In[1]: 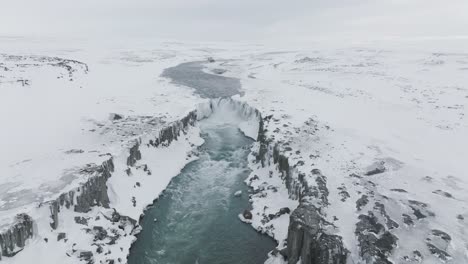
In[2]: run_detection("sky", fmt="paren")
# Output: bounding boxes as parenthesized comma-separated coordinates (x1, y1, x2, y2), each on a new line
(0, 0, 467, 42)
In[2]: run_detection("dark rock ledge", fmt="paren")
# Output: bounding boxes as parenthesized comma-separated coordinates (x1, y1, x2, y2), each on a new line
(255, 113, 348, 264)
(1, 110, 199, 262)
(0, 214, 34, 260)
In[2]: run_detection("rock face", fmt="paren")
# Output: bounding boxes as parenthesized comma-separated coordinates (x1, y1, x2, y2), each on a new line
(109, 113, 124, 121)
(47, 110, 198, 231)
(74, 159, 114, 213)
(243, 210, 253, 220)
(256, 114, 348, 264)
(149, 111, 197, 148)
(287, 204, 347, 264)
(355, 213, 398, 263)
(49, 158, 114, 229)
(127, 143, 142, 166)
(0, 214, 34, 260)
(1, 105, 199, 263)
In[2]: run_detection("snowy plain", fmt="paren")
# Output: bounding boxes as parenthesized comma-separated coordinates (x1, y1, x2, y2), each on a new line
(0, 36, 468, 263)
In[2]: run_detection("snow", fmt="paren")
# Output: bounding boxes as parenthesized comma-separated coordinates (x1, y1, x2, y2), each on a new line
(1, 36, 468, 263)
(229, 42, 468, 263)
(0, 38, 207, 228)
(202, 40, 468, 262)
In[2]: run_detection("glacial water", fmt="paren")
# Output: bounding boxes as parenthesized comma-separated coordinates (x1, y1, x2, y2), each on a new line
(127, 113, 276, 264)
(161, 61, 241, 98)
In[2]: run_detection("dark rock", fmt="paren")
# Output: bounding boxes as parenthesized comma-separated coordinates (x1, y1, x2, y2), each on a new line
(267, 185, 278, 192)
(403, 250, 424, 263)
(92, 226, 108, 241)
(375, 232, 398, 254)
(73, 158, 114, 214)
(408, 200, 434, 219)
(432, 190, 453, 198)
(268, 207, 291, 220)
(79, 251, 93, 262)
(431, 229, 451, 242)
(312, 171, 329, 205)
(287, 203, 347, 264)
(111, 210, 121, 223)
(109, 113, 124, 121)
(337, 185, 350, 202)
(356, 195, 369, 211)
(96, 245, 103, 254)
(426, 229, 452, 260)
(410, 207, 427, 219)
(427, 243, 451, 261)
(57, 232, 66, 241)
(356, 213, 384, 235)
(355, 213, 398, 263)
(49, 200, 60, 229)
(374, 202, 399, 229)
(74, 216, 88, 226)
(117, 215, 138, 233)
(402, 214, 414, 226)
(349, 173, 362, 179)
(421, 176, 434, 182)
(390, 188, 407, 193)
(279, 247, 289, 259)
(127, 143, 141, 166)
(250, 175, 259, 182)
(64, 149, 85, 154)
(243, 210, 253, 220)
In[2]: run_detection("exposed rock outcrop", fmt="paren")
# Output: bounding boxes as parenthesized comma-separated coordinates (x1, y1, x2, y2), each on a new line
(149, 111, 197, 148)
(0, 214, 34, 260)
(355, 212, 398, 263)
(286, 204, 347, 264)
(49, 158, 114, 229)
(2, 101, 200, 263)
(48, 110, 198, 232)
(127, 143, 141, 166)
(255, 112, 348, 264)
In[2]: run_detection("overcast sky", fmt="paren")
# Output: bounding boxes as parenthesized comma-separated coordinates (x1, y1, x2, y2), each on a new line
(1, 0, 467, 42)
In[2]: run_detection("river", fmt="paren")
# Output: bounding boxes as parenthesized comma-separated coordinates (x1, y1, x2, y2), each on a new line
(127, 110, 275, 264)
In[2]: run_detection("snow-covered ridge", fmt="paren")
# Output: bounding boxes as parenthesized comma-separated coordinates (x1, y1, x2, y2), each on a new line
(2, 41, 467, 264)
(0, 98, 263, 264)
(247, 116, 348, 264)
(0, 214, 33, 260)
(0, 53, 88, 86)
(204, 47, 468, 264)
(195, 97, 350, 263)
(0, 109, 200, 263)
